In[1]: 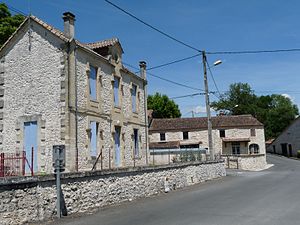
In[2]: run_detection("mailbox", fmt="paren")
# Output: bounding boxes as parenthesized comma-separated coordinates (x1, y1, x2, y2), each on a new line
(53, 145, 65, 172)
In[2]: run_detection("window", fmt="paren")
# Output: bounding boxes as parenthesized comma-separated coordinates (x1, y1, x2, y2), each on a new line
(90, 122, 98, 157)
(219, 129, 225, 138)
(183, 131, 189, 140)
(131, 85, 137, 112)
(113, 77, 120, 107)
(250, 128, 256, 137)
(133, 129, 139, 157)
(249, 143, 259, 154)
(273, 145, 276, 154)
(89, 66, 97, 101)
(160, 133, 166, 141)
(232, 142, 240, 155)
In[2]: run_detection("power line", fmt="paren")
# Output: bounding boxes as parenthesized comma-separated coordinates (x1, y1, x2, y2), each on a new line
(6, 3, 27, 16)
(205, 60, 222, 98)
(147, 53, 201, 71)
(207, 48, 300, 55)
(123, 62, 204, 91)
(104, 0, 202, 53)
(170, 92, 216, 100)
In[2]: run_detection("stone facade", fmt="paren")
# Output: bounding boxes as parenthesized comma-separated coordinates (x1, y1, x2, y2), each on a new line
(0, 161, 225, 225)
(0, 13, 148, 173)
(267, 117, 300, 157)
(149, 115, 267, 170)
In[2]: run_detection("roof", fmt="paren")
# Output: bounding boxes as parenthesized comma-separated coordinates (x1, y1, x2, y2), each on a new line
(149, 115, 263, 132)
(83, 38, 124, 53)
(222, 138, 250, 142)
(0, 15, 123, 61)
(149, 141, 180, 149)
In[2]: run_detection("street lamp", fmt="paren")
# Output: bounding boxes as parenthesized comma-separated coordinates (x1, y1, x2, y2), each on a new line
(202, 51, 222, 161)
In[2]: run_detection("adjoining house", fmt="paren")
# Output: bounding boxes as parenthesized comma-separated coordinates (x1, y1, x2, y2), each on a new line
(267, 116, 300, 157)
(0, 12, 148, 174)
(149, 114, 267, 170)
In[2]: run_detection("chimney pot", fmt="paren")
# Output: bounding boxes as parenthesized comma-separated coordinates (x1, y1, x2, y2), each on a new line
(62, 12, 76, 39)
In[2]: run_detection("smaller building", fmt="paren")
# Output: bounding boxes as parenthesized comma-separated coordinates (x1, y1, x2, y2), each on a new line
(267, 117, 300, 157)
(149, 115, 267, 170)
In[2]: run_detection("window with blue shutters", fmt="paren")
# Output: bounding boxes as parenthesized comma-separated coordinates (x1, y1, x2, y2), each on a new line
(89, 66, 97, 101)
(114, 77, 119, 107)
(132, 85, 137, 112)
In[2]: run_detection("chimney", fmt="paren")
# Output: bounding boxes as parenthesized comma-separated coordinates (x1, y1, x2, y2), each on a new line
(139, 61, 147, 79)
(62, 12, 76, 39)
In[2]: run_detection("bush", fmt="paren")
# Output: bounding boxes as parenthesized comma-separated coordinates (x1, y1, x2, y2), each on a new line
(297, 150, 300, 158)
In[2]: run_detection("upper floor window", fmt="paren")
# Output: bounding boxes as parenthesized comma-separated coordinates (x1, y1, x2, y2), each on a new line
(89, 66, 97, 101)
(160, 133, 166, 141)
(131, 85, 137, 112)
(113, 77, 120, 107)
(219, 129, 225, 138)
(183, 131, 189, 140)
(250, 128, 256, 137)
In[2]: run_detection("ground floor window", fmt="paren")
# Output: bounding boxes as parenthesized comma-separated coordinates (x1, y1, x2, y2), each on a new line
(133, 129, 139, 157)
(249, 143, 259, 154)
(232, 142, 240, 155)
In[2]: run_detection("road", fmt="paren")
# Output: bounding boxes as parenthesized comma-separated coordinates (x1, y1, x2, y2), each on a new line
(50, 154, 300, 225)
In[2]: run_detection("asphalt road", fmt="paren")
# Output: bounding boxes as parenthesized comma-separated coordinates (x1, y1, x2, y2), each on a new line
(49, 154, 300, 225)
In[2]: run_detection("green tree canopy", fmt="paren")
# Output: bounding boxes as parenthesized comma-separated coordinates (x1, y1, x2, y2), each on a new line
(0, 3, 25, 47)
(211, 82, 299, 139)
(148, 92, 181, 118)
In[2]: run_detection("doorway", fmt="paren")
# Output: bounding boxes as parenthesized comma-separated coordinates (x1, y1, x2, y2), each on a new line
(24, 121, 38, 173)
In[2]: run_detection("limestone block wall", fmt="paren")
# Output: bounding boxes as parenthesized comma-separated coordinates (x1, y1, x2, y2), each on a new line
(0, 21, 65, 173)
(267, 118, 300, 157)
(223, 154, 266, 171)
(0, 161, 225, 225)
(149, 127, 266, 156)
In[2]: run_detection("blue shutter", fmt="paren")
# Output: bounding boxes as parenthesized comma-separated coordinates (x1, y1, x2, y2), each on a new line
(90, 122, 97, 157)
(114, 77, 119, 106)
(132, 85, 137, 112)
(90, 66, 97, 100)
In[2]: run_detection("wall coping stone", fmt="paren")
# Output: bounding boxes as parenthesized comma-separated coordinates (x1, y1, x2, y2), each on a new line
(0, 160, 224, 190)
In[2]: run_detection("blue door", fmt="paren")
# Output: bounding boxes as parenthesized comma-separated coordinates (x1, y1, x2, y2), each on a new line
(114, 127, 121, 167)
(24, 121, 38, 173)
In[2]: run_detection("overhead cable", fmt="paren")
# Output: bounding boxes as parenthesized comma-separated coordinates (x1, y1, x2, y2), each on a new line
(123, 62, 203, 91)
(104, 0, 202, 52)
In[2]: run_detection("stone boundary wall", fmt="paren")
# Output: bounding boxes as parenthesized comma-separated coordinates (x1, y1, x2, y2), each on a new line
(223, 154, 266, 171)
(0, 161, 225, 225)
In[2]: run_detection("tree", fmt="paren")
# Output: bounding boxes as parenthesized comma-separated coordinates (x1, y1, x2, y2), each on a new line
(0, 3, 25, 47)
(147, 92, 181, 118)
(211, 82, 299, 139)
(211, 83, 258, 115)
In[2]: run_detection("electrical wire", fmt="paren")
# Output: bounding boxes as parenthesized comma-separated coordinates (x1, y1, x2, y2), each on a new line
(147, 53, 201, 71)
(207, 48, 300, 55)
(205, 60, 222, 98)
(123, 62, 204, 91)
(170, 92, 217, 100)
(104, 0, 202, 53)
(6, 4, 27, 16)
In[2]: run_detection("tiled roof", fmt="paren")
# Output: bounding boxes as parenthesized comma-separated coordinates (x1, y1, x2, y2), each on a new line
(30, 16, 69, 42)
(84, 38, 120, 49)
(149, 115, 263, 132)
(149, 141, 180, 149)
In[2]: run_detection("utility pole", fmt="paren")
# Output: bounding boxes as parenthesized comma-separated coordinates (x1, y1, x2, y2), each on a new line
(192, 110, 194, 118)
(202, 51, 214, 161)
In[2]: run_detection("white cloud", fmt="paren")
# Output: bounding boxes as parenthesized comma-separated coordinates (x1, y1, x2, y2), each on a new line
(282, 93, 295, 102)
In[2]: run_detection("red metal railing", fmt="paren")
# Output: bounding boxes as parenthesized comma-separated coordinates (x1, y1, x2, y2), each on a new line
(0, 149, 34, 177)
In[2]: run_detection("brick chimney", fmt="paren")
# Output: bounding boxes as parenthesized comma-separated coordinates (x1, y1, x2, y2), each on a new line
(62, 12, 75, 39)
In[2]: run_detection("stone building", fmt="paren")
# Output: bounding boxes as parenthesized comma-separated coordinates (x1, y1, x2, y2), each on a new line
(0, 12, 148, 173)
(267, 116, 300, 157)
(149, 115, 267, 170)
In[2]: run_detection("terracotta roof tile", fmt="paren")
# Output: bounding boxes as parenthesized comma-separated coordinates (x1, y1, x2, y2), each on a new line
(84, 38, 120, 49)
(149, 115, 263, 132)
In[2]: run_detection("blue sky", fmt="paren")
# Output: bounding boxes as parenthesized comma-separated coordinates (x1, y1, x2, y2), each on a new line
(4, 0, 300, 117)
